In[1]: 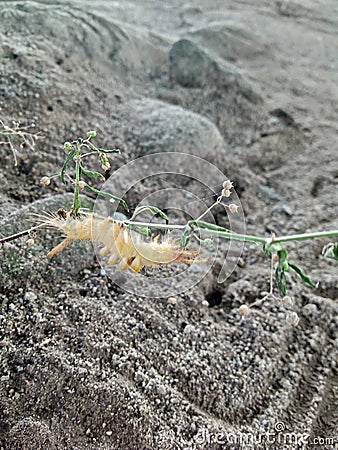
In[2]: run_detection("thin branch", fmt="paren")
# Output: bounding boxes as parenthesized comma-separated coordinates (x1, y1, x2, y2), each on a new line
(0, 119, 42, 166)
(0, 225, 43, 245)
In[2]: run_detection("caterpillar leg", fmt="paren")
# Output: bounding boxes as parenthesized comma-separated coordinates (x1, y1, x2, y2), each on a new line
(47, 238, 73, 257)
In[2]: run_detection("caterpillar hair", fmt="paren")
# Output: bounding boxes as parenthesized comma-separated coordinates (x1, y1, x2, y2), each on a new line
(38, 211, 198, 272)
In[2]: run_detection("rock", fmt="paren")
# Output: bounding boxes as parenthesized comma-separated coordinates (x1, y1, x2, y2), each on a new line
(7, 417, 58, 450)
(169, 39, 218, 88)
(257, 183, 284, 202)
(186, 21, 269, 62)
(169, 39, 261, 103)
(0, 2, 169, 74)
(117, 98, 225, 162)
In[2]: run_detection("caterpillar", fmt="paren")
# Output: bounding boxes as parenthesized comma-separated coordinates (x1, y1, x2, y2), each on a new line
(40, 211, 198, 272)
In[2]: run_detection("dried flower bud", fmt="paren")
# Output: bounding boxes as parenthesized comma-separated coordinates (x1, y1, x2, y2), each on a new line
(282, 296, 293, 309)
(63, 141, 73, 151)
(228, 203, 239, 214)
(78, 181, 86, 190)
(221, 188, 231, 198)
(286, 311, 299, 326)
(100, 154, 111, 171)
(272, 253, 279, 262)
(222, 180, 233, 190)
(239, 304, 251, 316)
(27, 238, 35, 246)
(40, 176, 51, 186)
(87, 130, 97, 139)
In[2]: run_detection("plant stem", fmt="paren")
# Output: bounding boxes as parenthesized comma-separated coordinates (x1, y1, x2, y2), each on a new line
(73, 147, 81, 215)
(124, 220, 338, 245)
(0, 225, 42, 245)
(1, 217, 337, 248)
(123, 221, 266, 244)
(194, 197, 221, 222)
(269, 230, 338, 243)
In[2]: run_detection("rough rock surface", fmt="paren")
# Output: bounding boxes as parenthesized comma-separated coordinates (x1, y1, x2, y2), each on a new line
(169, 38, 261, 103)
(115, 98, 226, 162)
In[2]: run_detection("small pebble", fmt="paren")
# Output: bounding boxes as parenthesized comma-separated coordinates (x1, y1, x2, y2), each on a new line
(167, 297, 177, 305)
(24, 291, 37, 301)
(286, 311, 299, 326)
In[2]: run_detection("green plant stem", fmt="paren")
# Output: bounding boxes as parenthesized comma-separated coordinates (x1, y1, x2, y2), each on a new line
(269, 230, 338, 243)
(123, 220, 338, 245)
(1, 217, 338, 247)
(73, 147, 81, 215)
(124, 221, 266, 243)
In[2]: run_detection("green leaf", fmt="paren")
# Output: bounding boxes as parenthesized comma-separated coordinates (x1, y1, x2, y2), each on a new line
(87, 130, 97, 139)
(193, 235, 214, 250)
(84, 183, 129, 211)
(127, 225, 150, 236)
(60, 148, 76, 184)
(275, 248, 288, 296)
(263, 242, 283, 258)
(97, 147, 120, 154)
(80, 163, 105, 181)
(180, 226, 192, 249)
(73, 196, 81, 216)
(129, 205, 168, 223)
(322, 242, 338, 261)
(85, 143, 119, 154)
(288, 262, 318, 288)
(188, 220, 231, 233)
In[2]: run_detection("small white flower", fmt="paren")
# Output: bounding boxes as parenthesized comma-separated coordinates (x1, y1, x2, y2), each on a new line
(40, 176, 51, 186)
(102, 161, 111, 171)
(239, 304, 251, 316)
(222, 180, 233, 190)
(221, 188, 231, 198)
(78, 181, 86, 190)
(228, 204, 239, 214)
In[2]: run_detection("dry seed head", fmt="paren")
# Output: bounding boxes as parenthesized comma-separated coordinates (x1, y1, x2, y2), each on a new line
(221, 188, 231, 198)
(239, 304, 251, 316)
(228, 203, 239, 214)
(40, 176, 51, 186)
(102, 162, 111, 171)
(43, 213, 199, 272)
(222, 180, 233, 190)
(63, 141, 73, 152)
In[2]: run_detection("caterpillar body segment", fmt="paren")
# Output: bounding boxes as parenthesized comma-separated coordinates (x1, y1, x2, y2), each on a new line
(42, 212, 198, 272)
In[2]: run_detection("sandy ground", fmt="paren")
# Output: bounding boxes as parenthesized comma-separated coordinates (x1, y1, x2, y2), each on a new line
(0, 1, 337, 449)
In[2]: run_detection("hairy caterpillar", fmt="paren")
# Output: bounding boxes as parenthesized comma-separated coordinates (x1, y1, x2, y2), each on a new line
(40, 211, 198, 272)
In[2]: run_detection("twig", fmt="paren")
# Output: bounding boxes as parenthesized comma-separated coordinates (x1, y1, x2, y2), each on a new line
(0, 225, 42, 245)
(0, 119, 42, 166)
